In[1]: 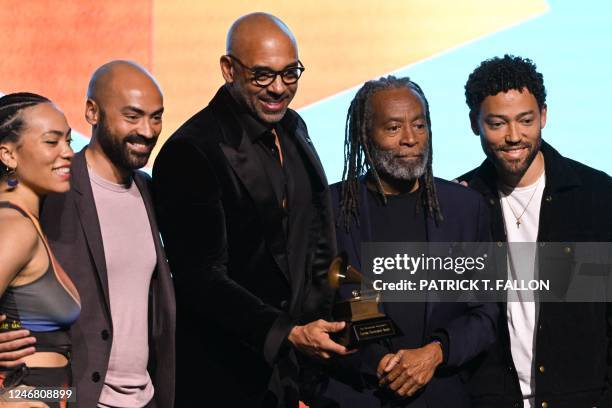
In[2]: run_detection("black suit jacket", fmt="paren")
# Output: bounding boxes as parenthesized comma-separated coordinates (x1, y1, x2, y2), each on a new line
(459, 141, 612, 408)
(152, 86, 336, 407)
(40, 149, 176, 408)
(316, 177, 498, 408)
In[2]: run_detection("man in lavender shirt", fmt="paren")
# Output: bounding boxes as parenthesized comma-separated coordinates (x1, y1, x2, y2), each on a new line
(0, 61, 176, 408)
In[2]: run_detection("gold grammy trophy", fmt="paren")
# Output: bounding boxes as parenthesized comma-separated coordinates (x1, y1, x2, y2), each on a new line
(328, 253, 397, 348)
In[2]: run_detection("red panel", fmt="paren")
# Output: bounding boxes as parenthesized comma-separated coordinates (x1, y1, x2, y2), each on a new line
(0, 0, 153, 136)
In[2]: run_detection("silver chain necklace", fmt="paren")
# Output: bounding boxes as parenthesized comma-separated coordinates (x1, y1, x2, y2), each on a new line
(503, 176, 542, 229)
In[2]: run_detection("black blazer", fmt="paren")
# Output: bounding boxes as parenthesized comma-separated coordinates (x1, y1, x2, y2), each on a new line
(316, 177, 498, 408)
(152, 86, 336, 407)
(459, 141, 612, 408)
(40, 149, 176, 408)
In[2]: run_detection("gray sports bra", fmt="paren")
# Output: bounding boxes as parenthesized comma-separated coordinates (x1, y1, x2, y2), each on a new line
(0, 201, 80, 354)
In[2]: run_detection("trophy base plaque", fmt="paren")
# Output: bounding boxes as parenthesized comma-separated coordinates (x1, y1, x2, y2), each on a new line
(332, 297, 397, 348)
(334, 316, 397, 348)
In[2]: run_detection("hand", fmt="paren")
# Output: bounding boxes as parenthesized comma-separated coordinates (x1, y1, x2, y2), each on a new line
(288, 319, 354, 359)
(0, 315, 36, 368)
(378, 342, 443, 397)
(451, 179, 469, 187)
(376, 353, 397, 379)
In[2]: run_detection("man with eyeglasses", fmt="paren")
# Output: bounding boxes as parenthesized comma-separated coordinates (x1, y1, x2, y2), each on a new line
(153, 12, 349, 408)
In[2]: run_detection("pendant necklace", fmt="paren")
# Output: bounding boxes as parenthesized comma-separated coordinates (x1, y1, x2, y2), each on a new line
(503, 177, 542, 229)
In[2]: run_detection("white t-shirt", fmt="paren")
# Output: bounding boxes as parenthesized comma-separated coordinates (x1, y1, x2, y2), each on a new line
(499, 171, 545, 408)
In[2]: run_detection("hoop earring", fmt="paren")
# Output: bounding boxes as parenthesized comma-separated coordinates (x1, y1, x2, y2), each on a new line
(5, 166, 18, 188)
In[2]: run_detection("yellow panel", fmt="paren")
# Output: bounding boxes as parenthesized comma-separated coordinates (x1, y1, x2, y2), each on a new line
(152, 0, 549, 154)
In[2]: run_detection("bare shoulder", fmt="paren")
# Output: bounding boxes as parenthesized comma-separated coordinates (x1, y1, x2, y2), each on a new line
(0, 208, 39, 281)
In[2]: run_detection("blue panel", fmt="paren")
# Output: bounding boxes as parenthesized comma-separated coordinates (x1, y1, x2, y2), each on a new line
(301, 0, 612, 183)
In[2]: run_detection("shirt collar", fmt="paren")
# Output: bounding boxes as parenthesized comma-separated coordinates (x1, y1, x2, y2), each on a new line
(223, 85, 277, 143)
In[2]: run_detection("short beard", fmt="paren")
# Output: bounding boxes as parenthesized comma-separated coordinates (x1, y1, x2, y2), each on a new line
(485, 131, 542, 180)
(97, 114, 154, 172)
(369, 141, 429, 181)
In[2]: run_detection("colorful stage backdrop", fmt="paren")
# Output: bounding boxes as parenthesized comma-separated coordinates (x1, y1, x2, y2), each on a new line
(2, 2, 610, 407)
(1, 0, 610, 182)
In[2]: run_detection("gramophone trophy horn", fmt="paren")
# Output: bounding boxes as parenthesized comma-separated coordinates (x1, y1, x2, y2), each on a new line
(328, 254, 363, 289)
(328, 252, 397, 348)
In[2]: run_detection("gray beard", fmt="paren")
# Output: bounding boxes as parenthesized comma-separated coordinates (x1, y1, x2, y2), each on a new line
(369, 143, 429, 181)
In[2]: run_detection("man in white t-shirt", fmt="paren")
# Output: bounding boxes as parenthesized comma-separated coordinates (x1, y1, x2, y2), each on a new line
(458, 55, 612, 408)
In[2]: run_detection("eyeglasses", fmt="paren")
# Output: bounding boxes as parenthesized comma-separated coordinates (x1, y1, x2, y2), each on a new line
(226, 54, 305, 87)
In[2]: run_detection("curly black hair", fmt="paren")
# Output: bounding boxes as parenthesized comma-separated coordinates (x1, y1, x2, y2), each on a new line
(338, 75, 442, 231)
(465, 54, 546, 116)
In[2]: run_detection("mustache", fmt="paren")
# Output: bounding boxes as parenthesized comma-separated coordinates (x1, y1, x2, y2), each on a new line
(259, 92, 290, 102)
(124, 134, 156, 146)
(260, 96, 287, 103)
(495, 142, 532, 152)
(395, 154, 424, 159)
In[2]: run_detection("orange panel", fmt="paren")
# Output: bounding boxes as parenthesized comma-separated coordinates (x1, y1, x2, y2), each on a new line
(151, 0, 548, 156)
(0, 0, 153, 138)
(1, 0, 548, 166)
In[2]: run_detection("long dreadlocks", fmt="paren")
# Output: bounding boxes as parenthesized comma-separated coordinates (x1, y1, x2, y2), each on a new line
(338, 75, 443, 231)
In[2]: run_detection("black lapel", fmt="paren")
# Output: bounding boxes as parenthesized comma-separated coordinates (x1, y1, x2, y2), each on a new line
(537, 141, 581, 242)
(219, 139, 290, 281)
(70, 149, 112, 315)
(210, 89, 290, 281)
(540, 140, 581, 193)
(288, 113, 327, 192)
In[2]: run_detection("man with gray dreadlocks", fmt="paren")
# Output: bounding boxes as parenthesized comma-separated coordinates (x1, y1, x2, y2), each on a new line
(314, 76, 498, 408)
